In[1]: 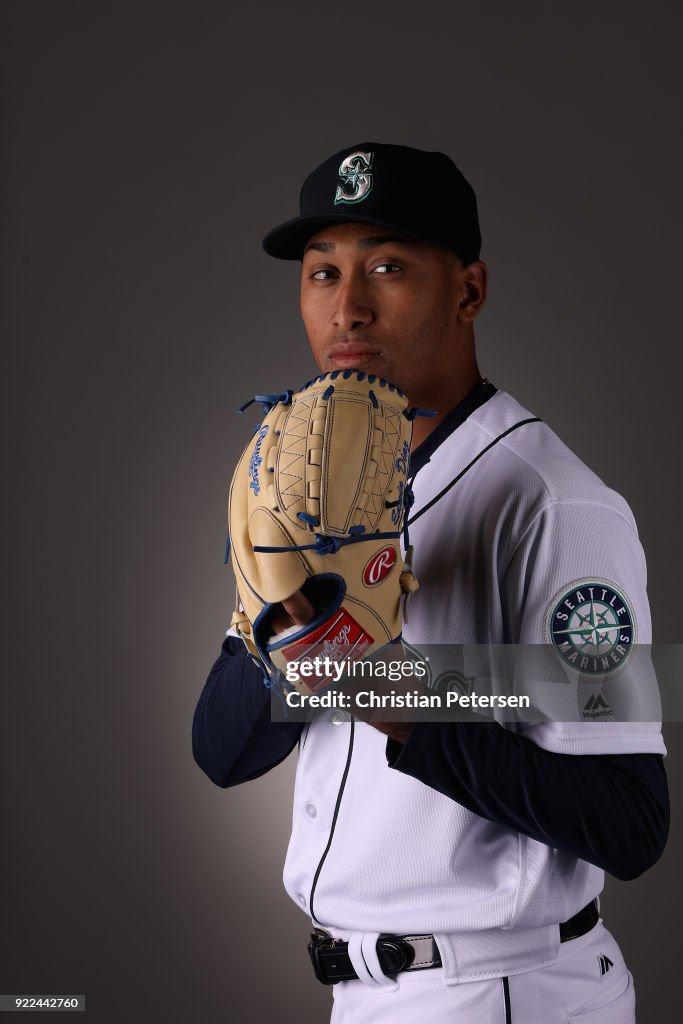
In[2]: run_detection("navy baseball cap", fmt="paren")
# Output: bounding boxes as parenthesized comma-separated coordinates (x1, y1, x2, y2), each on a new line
(262, 142, 482, 264)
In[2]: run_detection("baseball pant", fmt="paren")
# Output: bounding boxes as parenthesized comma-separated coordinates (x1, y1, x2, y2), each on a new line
(330, 921, 634, 1023)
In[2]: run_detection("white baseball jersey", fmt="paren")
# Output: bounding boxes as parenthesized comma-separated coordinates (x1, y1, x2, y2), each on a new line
(282, 388, 665, 984)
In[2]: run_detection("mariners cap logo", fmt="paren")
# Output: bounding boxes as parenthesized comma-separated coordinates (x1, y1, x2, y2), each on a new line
(545, 579, 636, 675)
(334, 150, 374, 205)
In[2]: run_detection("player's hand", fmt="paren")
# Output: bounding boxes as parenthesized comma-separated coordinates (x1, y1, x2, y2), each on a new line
(270, 590, 413, 745)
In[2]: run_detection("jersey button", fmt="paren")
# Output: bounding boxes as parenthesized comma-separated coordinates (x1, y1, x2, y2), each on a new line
(298, 894, 307, 907)
(305, 803, 317, 819)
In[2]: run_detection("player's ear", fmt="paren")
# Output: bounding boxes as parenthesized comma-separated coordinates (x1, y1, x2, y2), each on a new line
(458, 260, 488, 322)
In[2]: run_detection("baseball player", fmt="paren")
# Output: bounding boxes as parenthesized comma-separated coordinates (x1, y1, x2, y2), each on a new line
(193, 143, 669, 1022)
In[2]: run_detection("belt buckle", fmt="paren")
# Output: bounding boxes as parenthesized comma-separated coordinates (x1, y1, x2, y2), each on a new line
(309, 927, 338, 948)
(376, 935, 416, 975)
(308, 929, 342, 985)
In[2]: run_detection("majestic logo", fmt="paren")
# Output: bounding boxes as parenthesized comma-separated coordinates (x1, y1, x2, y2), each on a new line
(546, 580, 636, 675)
(363, 546, 397, 586)
(248, 425, 269, 495)
(583, 693, 613, 719)
(334, 150, 374, 205)
(598, 954, 614, 977)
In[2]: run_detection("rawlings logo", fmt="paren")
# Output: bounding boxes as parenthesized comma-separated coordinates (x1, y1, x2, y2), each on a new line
(320, 623, 352, 657)
(248, 425, 269, 495)
(363, 546, 397, 586)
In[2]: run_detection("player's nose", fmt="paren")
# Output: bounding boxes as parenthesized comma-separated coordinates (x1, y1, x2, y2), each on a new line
(331, 274, 373, 332)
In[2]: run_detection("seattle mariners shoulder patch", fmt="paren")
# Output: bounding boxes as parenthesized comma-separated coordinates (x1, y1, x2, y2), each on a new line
(545, 579, 636, 675)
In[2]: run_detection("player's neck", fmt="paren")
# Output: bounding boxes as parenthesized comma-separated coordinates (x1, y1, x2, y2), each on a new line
(410, 363, 483, 450)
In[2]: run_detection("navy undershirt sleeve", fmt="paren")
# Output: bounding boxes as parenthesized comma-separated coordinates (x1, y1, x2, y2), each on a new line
(387, 723, 669, 881)
(192, 637, 304, 788)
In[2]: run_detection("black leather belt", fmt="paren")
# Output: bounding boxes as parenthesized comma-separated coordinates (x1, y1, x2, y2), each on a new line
(308, 899, 599, 985)
(308, 930, 441, 985)
(559, 898, 599, 942)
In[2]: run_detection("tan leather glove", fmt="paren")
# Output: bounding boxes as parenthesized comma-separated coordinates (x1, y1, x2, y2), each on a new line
(227, 370, 419, 693)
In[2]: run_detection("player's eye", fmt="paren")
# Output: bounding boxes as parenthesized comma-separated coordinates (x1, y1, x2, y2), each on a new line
(310, 268, 337, 281)
(372, 263, 402, 275)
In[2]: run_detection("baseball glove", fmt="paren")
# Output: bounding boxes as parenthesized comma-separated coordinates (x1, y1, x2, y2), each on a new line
(226, 370, 419, 694)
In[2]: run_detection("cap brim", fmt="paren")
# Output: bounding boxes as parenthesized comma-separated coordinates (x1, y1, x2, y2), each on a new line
(262, 213, 430, 260)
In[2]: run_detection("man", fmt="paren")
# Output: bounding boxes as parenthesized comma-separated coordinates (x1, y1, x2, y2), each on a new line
(193, 143, 669, 1022)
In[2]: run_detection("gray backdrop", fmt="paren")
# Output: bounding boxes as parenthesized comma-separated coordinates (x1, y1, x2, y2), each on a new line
(1, 2, 681, 1021)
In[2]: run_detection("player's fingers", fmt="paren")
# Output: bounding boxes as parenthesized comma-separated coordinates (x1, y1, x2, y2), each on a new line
(268, 606, 291, 635)
(281, 591, 316, 625)
(268, 591, 316, 636)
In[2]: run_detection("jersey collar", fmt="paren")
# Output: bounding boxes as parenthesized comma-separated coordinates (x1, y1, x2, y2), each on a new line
(410, 378, 497, 478)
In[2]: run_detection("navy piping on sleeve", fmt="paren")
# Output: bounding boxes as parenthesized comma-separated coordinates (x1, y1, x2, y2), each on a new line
(192, 637, 304, 788)
(386, 723, 669, 881)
